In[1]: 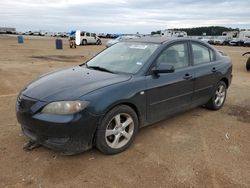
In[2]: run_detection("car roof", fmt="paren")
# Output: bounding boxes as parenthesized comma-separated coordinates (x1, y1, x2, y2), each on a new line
(127, 36, 188, 44)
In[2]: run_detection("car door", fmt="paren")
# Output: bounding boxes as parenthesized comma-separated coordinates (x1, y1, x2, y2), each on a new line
(146, 42, 195, 123)
(89, 33, 95, 44)
(86, 32, 91, 43)
(91, 33, 98, 43)
(190, 42, 221, 106)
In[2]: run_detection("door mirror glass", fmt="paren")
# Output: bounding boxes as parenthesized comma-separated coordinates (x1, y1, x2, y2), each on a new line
(152, 64, 175, 74)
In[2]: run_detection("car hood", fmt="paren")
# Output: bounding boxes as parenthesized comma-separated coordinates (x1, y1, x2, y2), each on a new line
(22, 66, 131, 102)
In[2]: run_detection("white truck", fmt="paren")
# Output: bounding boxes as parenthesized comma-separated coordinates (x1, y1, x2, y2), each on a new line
(80, 31, 102, 45)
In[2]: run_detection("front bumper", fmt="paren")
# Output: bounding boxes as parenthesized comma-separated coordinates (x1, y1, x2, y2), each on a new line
(16, 95, 101, 154)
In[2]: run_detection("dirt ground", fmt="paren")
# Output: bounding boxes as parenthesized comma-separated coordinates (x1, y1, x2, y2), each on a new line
(0, 35, 250, 188)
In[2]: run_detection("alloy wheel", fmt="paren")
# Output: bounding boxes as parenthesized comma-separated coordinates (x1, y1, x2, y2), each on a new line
(105, 113, 134, 149)
(214, 84, 226, 107)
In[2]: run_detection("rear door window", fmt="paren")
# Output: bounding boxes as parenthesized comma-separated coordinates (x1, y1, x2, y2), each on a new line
(191, 42, 215, 65)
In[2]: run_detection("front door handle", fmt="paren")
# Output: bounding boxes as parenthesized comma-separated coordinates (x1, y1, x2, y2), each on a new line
(183, 74, 193, 80)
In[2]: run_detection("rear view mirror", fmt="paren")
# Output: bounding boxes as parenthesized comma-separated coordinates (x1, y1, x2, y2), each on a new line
(152, 64, 175, 74)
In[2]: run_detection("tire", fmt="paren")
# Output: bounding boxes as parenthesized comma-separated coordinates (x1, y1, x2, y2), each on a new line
(82, 40, 87, 45)
(206, 81, 227, 110)
(95, 105, 139, 155)
(246, 57, 250, 71)
(96, 39, 102, 45)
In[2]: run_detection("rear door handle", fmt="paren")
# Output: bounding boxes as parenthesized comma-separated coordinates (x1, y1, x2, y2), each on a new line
(212, 67, 217, 72)
(183, 74, 193, 80)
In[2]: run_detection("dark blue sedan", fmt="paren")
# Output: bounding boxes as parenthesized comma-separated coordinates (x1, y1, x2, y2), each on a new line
(16, 37, 232, 155)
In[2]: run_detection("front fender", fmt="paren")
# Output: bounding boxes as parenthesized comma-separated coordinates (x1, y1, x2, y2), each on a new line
(79, 76, 147, 125)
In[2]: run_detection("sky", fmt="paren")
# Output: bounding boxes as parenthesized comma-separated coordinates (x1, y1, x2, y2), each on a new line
(0, 0, 250, 34)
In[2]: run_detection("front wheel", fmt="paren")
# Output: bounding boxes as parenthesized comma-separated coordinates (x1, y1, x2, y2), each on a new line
(95, 105, 138, 155)
(82, 40, 87, 45)
(206, 81, 227, 110)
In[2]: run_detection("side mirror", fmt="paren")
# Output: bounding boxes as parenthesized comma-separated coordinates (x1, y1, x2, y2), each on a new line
(152, 64, 175, 74)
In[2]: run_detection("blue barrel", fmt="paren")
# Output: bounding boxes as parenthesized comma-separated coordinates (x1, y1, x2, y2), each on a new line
(55, 39, 63, 49)
(17, 36, 24, 44)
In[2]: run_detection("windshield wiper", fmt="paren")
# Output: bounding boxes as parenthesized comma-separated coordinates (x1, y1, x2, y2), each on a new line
(87, 65, 114, 73)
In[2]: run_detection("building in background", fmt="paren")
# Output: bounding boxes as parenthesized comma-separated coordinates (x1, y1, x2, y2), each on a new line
(0, 27, 16, 34)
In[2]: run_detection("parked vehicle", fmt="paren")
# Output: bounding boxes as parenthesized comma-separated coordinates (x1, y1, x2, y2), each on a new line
(80, 31, 102, 45)
(55, 32, 68, 38)
(161, 29, 187, 37)
(206, 37, 215, 45)
(213, 37, 225, 45)
(229, 38, 245, 46)
(243, 39, 250, 47)
(238, 30, 250, 39)
(44, 32, 56, 37)
(24, 31, 33, 35)
(16, 37, 232, 155)
(32, 31, 45, 36)
(106, 35, 139, 47)
(200, 37, 212, 43)
(0, 27, 16, 34)
(223, 38, 232, 45)
(213, 36, 231, 45)
(222, 31, 238, 38)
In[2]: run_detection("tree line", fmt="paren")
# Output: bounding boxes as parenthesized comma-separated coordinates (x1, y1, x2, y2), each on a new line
(151, 26, 239, 36)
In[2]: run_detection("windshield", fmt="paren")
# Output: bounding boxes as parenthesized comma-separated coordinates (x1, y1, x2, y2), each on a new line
(86, 42, 159, 74)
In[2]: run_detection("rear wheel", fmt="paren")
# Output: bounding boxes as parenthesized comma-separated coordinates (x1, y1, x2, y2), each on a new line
(206, 81, 227, 110)
(95, 105, 138, 155)
(96, 39, 102, 45)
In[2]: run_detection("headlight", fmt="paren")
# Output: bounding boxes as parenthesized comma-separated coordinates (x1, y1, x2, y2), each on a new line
(42, 101, 89, 115)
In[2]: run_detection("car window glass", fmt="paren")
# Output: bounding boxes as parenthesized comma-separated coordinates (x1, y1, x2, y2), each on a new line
(87, 42, 159, 74)
(86, 32, 90, 37)
(192, 43, 211, 65)
(91, 33, 95, 37)
(80, 32, 85, 36)
(156, 43, 189, 69)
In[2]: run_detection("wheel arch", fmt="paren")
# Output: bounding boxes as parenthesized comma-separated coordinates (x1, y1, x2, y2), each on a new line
(82, 39, 87, 44)
(103, 102, 141, 126)
(220, 77, 229, 88)
(92, 101, 141, 147)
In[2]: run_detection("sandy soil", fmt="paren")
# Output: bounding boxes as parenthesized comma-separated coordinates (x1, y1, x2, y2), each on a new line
(0, 35, 250, 188)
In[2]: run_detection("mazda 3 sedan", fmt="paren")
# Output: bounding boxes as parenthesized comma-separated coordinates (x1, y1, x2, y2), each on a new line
(16, 37, 232, 155)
